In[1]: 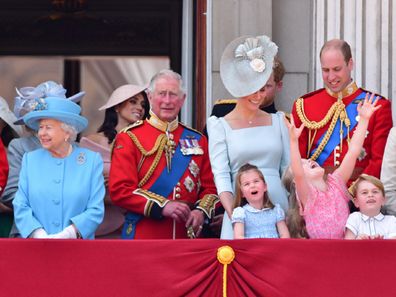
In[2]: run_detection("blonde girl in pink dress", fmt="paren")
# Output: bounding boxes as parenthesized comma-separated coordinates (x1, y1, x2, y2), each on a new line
(284, 93, 380, 239)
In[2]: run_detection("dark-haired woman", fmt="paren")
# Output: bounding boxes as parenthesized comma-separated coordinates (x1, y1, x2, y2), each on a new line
(80, 84, 149, 238)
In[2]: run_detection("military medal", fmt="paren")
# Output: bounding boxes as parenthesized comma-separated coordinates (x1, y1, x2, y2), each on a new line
(184, 176, 195, 192)
(191, 139, 204, 155)
(179, 139, 190, 155)
(180, 137, 203, 155)
(188, 160, 200, 177)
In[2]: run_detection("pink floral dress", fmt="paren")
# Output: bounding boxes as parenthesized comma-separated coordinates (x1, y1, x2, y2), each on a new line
(299, 172, 351, 239)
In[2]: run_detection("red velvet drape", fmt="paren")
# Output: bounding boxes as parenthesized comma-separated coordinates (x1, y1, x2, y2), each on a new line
(1, 238, 395, 297)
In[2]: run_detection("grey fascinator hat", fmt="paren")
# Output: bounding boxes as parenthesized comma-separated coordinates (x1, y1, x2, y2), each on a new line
(14, 80, 85, 125)
(220, 35, 278, 98)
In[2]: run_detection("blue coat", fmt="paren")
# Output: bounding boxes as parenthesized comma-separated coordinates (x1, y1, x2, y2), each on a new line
(13, 145, 105, 239)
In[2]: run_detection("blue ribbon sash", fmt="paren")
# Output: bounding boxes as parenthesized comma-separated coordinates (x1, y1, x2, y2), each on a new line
(311, 92, 367, 165)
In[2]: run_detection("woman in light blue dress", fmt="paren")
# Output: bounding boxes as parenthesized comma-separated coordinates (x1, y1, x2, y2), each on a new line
(207, 35, 290, 239)
(13, 95, 105, 239)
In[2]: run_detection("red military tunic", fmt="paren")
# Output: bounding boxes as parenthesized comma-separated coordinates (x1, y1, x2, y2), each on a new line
(0, 139, 8, 196)
(109, 113, 219, 239)
(292, 82, 392, 181)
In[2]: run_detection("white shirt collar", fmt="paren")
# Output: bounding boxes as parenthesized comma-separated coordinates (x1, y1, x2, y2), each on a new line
(360, 212, 385, 222)
(243, 203, 270, 213)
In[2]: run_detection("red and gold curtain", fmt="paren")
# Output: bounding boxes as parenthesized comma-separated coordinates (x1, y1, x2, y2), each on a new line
(1, 238, 394, 297)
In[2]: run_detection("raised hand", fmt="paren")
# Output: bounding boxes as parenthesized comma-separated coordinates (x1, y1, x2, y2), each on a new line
(357, 92, 382, 121)
(284, 114, 305, 142)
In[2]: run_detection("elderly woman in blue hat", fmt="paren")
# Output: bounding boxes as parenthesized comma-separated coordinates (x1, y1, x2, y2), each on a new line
(206, 35, 290, 239)
(3, 81, 85, 210)
(13, 95, 105, 239)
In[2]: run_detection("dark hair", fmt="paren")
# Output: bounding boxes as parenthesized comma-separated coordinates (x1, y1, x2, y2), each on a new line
(1, 125, 19, 146)
(320, 39, 352, 64)
(273, 56, 285, 83)
(233, 163, 274, 209)
(97, 91, 149, 144)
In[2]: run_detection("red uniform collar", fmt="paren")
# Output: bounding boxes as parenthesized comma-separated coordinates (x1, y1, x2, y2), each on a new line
(325, 81, 359, 100)
(147, 111, 178, 132)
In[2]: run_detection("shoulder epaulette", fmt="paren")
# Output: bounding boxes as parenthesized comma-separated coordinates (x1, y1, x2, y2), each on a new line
(214, 99, 237, 105)
(360, 88, 387, 100)
(300, 88, 325, 99)
(119, 120, 144, 133)
(179, 122, 203, 136)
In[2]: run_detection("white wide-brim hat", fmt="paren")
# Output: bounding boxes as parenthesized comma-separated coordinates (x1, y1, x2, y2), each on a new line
(99, 84, 147, 110)
(220, 35, 278, 98)
(23, 97, 88, 133)
(0, 97, 23, 136)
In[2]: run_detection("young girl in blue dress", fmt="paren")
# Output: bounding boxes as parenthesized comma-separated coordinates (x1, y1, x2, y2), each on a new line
(232, 163, 290, 239)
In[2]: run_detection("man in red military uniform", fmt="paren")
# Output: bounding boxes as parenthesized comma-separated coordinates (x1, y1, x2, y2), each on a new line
(292, 39, 392, 182)
(109, 69, 219, 239)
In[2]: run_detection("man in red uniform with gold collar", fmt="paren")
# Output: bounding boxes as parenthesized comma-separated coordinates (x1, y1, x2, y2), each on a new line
(292, 39, 392, 182)
(109, 69, 219, 239)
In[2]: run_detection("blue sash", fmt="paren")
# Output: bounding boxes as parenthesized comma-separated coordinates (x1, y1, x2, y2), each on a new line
(311, 92, 367, 165)
(122, 128, 201, 239)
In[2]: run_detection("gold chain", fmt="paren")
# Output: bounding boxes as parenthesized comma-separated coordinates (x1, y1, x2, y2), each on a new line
(138, 140, 166, 187)
(127, 131, 167, 187)
(295, 98, 348, 161)
(309, 106, 343, 161)
(295, 98, 338, 129)
(127, 131, 166, 157)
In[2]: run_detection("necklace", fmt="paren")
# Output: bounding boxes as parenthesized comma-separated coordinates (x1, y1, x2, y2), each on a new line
(247, 113, 257, 125)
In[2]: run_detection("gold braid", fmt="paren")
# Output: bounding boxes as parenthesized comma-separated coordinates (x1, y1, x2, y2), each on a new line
(126, 131, 167, 187)
(295, 98, 348, 161)
(309, 106, 343, 161)
(295, 98, 339, 129)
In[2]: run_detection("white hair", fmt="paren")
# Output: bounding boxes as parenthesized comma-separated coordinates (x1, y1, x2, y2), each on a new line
(147, 69, 186, 96)
(61, 122, 78, 142)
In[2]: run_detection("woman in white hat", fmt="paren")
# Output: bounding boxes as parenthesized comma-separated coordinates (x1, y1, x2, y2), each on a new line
(207, 35, 291, 239)
(80, 84, 148, 238)
(13, 96, 105, 239)
(0, 97, 23, 145)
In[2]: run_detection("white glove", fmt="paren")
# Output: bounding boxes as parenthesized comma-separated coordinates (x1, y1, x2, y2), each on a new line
(30, 228, 49, 239)
(47, 225, 77, 239)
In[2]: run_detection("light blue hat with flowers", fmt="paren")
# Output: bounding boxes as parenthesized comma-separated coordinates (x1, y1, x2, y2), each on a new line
(14, 80, 85, 125)
(23, 97, 88, 133)
(220, 35, 278, 98)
